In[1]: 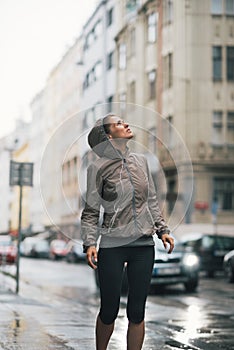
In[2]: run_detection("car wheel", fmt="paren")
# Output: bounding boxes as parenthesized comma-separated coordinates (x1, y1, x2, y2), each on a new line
(66, 254, 74, 263)
(184, 278, 198, 292)
(226, 262, 234, 283)
(207, 270, 215, 278)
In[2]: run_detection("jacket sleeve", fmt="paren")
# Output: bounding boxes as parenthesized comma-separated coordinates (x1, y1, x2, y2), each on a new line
(145, 158, 170, 238)
(80, 163, 102, 250)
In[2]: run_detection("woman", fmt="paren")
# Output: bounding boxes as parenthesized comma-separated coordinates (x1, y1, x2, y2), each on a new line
(81, 113, 174, 350)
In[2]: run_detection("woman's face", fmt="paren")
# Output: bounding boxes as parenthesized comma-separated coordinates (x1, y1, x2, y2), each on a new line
(107, 116, 134, 140)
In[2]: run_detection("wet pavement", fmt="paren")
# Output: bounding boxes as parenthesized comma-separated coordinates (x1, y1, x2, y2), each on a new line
(0, 258, 234, 349)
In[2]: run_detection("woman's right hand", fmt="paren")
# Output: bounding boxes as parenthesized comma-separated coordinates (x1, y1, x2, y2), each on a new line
(86, 246, 98, 269)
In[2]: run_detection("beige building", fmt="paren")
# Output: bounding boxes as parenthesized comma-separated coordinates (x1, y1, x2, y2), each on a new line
(31, 36, 83, 239)
(115, 0, 234, 226)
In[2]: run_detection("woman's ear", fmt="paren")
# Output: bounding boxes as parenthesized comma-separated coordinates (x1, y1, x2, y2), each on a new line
(108, 134, 112, 139)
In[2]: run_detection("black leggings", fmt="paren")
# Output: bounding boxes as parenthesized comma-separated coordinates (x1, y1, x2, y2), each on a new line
(97, 246, 154, 325)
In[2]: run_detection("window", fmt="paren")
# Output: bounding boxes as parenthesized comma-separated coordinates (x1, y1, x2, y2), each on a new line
(226, 0, 234, 15)
(119, 92, 126, 111)
(147, 12, 157, 43)
(94, 20, 102, 38)
(94, 61, 102, 80)
(83, 62, 102, 91)
(129, 81, 136, 103)
(107, 8, 113, 26)
(163, 115, 174, 149)
(227, 46, 234, 81)
(148, 70, 156, 99)
(163, 53, 173, 89)
(107, 96, 113, 113)
(107, 51, 114, 70)
(126, 0, 139, 13)
(86, 31, 94, 49)
(213, 178, 234, 210)
(73, 157, 77, 179)
(119, 43, 126, 70)
(212, 111, 223, 145)
(84, 108, 95, 129)
(211, 0, 223, 14)
(89, 68, 95, 85)
(129, 28, 136, 56)
(212, 46, 222, 80)
(84, 21, 102, 50)
(227, 111, 234, 144)
(168, 179, 176, 214)
(163, 0, 174, 24)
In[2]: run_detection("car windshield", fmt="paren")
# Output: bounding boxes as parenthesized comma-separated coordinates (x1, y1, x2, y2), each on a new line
(36, 241, 49, 249)
(204, 236, 234, 250)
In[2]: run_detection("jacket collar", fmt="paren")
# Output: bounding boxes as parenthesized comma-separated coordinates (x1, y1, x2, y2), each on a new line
(102, 143, 130, 160)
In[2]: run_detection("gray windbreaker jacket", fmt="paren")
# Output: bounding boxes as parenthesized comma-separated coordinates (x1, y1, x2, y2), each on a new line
(81, 118, 170, 250)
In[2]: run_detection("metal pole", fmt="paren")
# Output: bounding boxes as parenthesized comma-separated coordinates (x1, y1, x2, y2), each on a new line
(16, 166, 23, 294)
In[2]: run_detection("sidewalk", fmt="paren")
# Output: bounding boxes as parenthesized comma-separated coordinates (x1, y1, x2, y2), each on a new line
(0, 273, 96, 350)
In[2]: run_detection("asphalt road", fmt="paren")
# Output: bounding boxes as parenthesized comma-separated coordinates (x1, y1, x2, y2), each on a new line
(0, 257, 234, 350)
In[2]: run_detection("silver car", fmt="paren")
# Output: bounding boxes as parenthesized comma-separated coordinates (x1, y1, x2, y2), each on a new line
(151, 237, 200, 292)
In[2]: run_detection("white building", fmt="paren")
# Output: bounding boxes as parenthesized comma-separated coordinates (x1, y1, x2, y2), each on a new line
(0, 120, 30, 234)
(80, 0, 118, 133)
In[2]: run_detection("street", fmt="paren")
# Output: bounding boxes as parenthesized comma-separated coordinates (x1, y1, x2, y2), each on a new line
(0, 257, 234, 350)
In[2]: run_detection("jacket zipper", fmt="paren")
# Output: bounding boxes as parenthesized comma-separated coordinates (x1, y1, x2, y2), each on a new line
(123, 158, 138, 233)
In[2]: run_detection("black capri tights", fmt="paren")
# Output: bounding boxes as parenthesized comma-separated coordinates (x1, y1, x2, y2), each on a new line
(97, 246, 154, 325)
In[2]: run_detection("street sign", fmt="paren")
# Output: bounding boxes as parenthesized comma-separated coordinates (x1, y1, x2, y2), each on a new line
(9, 160, 34, 293)
(9, 160, 33, 187)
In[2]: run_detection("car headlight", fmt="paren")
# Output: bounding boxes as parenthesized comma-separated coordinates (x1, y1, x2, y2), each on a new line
(183, 254, 199, 267)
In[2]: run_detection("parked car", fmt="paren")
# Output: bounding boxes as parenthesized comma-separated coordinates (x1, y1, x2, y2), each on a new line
(65, 240, 86, 263)
(181, 233, 234, 277)
(95, 236, 200, 293)
(29, 239, 50, 258)
(49, 239, 68, 260)
(223, 250, 234, 283)
(21, 237, 50, 258)
(151, 237, 200, 292)
(0, 235, 17, 265)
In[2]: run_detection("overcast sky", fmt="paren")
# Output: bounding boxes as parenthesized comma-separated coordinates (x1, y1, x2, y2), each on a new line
(0, 0, 97, 138)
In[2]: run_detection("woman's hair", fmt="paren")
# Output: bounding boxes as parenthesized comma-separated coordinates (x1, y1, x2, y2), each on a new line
(87, 113, 117, 156)
(102, 113, 117, 135)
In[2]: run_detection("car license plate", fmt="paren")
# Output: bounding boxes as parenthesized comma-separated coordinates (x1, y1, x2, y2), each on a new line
(153, 267, 181, 276)
(214, 250, 226, 256)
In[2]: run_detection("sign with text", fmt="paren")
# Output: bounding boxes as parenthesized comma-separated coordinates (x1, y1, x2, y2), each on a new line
(9, 161, 34, 187)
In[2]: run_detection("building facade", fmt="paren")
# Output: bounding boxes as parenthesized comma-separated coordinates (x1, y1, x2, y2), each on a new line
(30, 36, 83, 239)
(80, 0, 119, 132)
(115, 0, 234, 226)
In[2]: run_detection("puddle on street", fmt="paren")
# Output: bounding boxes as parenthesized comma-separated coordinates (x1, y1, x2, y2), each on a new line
(9, 311, 26, 342)
(165, 339, 197, 349)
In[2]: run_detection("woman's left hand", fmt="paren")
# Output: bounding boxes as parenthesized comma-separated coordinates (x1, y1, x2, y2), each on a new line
(161, 233, 174, 254)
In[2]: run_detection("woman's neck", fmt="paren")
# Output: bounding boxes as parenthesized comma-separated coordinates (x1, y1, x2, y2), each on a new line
(111, 139, 128, 154)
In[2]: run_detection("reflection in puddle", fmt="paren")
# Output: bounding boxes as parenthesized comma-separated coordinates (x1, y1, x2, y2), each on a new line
(111, 315, 128, 349)
(172, 305, 205, 345)
(10, 311, 26, 340)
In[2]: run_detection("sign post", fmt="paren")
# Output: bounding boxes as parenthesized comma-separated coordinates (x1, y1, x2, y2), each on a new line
(9, 161, 33, 294)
